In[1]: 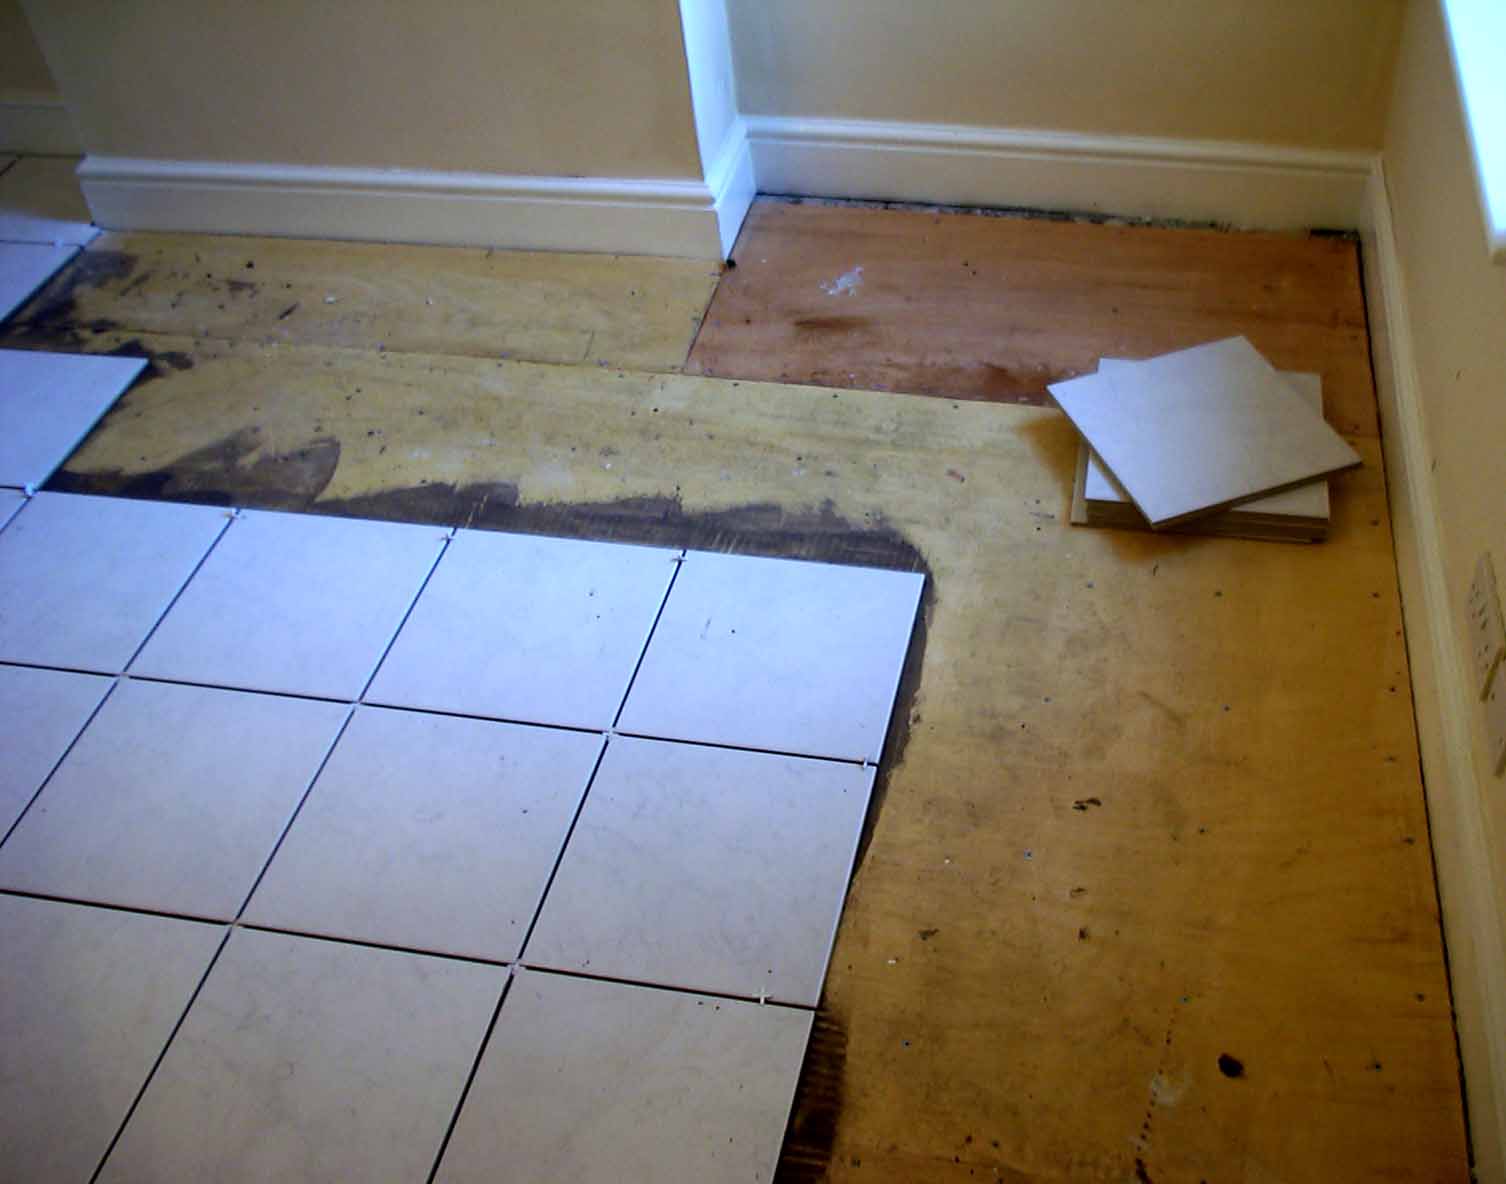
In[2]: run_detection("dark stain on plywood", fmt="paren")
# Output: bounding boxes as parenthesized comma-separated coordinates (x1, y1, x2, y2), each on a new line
(49, 427, 341, 510)
(775, 1009, 849, 1183)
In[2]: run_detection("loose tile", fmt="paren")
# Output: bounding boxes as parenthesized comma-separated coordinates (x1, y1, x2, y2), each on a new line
(617, 550, 923, 761)
(0, 488, 22, 529)
(368, 530, 677, 728)
(436, 969, 811, 1184)
(0, 348, 146, 487)
(0, 156, 96, 246)
(246, 707, 601, 960)
(0, 240, 76, 320)
(132, 509, 447, 699)
(0, 492, 228, 672)
(99, 928, 503, 1184)
(0, 679, 347, 918)
(0, 664, 112, 836)
(1048, 336, 1361, 528)
(0, 895, 224, 1182)
(525, 736, 874, 1005)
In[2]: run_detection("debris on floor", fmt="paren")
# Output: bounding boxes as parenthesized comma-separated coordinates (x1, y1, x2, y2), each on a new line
(1049, 336, 1362, 541)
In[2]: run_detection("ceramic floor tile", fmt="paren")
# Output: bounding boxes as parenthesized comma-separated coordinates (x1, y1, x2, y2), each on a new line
(0, 348, 147, 488)
(437, 969, 810, 1184)
(0, 488, 22, 529)
(99, 928, 503, 1184)
(0, 663, 112, 837)
(245, 707, 602, 960)
(617, 550, 924, 761)
(0, 156, 96, 246)
(367, 529, 677, 728)
(0, 492, 229, 672)
(132, 509, 448, 699)
(0, 679, 348, 918)
(0, 895, 224, 1182)
(525, 736, 874, 1005)
(0, 240, 75, 320)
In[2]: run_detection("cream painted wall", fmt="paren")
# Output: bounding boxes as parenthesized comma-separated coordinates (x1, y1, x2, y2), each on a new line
(1381, 1, 1506, 1176)
(20, 0, 703, 179)
(730, 0, 1402, 149)
(0, 0, 56, 97)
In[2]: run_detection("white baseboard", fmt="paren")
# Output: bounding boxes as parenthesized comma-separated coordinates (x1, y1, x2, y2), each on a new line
(745, 115, 1375, 230)
(1360, 162, 1506, 1184)
(704, 118, 754, 257)
(77, 156, 739, 259)
(0, 91, 81, 156)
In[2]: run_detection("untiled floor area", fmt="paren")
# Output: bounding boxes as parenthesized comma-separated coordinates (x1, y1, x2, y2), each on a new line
(0, 172, 1473, 1182)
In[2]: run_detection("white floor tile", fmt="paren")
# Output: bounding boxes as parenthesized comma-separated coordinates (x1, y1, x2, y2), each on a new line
(245, 707, 602, 960)
(99, 928, 503, 1184)
(0, 663, 112, 836)
(0, 895, 224, 1182)
(0, 492, 229, 672)
(436, 969, 810, 1184)
(0, 488, 21, 529)
(0, 157, 96, 246)
(0, 679, 348, 918)
(368, 530, 677, 729)
(618, 550, 922, 761)
(132, 509, 448, 699)
(525, 736, 873, 1005)
(0, 240, 75, 321)
(0, 348, 146, 488)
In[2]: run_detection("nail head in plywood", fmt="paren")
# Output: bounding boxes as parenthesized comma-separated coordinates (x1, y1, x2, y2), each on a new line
(1466, 551, 1506, 699)
(1047, 337, 1361, 529)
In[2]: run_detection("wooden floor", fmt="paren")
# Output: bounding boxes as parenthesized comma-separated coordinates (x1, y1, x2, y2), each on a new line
(689, 199, 1378, 436)
(1, 200, 1469, 1183)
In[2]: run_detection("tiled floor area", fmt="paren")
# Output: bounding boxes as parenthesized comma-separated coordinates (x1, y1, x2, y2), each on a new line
(0, 489, 922, 1180)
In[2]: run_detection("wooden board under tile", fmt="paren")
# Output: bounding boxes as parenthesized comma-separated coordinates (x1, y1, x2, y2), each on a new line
(2, 231, 721, 373)
(687, 198, 1379, 436)
(38, 326, 1467, 1180)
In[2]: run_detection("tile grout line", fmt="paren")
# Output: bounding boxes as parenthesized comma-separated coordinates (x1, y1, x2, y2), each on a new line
(120, 507, 240, 676)
(86, 923, 236, 1184)
(609, 549, 685, 732)
(228, 703, 360, 923)
(85, 696, 365, 1182)
(0, 677, 122, 852)
(611, 728, 870, 768)
(423, 968, 517, 1184)
(0, 886, 230, 928)
(513, 735, 613, 962)
(0, 884, 815, 1010)
(511, 961, 816, 1012)
(355, 525, 456, 707)
(195, 525, 457, 973)
(508, 548, 686, 965)
(481, 554, 693, 1136)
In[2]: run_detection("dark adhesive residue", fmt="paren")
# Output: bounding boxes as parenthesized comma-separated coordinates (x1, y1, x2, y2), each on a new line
(0, 249, 138, 350)
(775, 1009, 848, 1183)
(49, 427, 340, 511)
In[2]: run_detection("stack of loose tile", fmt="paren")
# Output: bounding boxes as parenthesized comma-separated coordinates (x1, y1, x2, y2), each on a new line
(1049, 336, 1361, 543)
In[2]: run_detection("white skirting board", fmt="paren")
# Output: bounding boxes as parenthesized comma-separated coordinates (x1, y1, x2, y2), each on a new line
(1360, 162, 1506, 1184)
(745, 116, 1375, 231)
(0, 93, 81, 156)
(78, 141, 756, 260)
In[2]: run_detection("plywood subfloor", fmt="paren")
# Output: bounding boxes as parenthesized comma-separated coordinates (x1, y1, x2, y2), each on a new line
(6, 231, 721, 372)
(2, 221, 1468, 1183)
(687, 199, 1379, 436)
